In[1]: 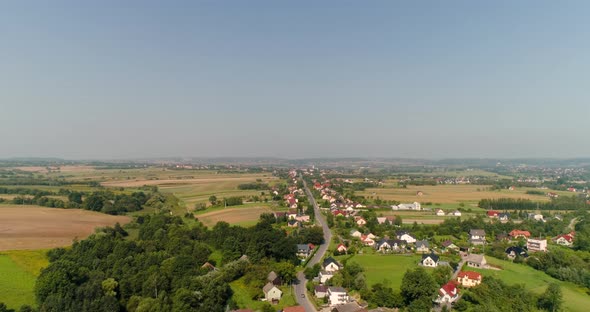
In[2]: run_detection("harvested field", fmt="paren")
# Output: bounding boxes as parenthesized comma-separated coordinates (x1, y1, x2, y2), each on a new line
(359, 184, 557, 204)
(0, 205, 131, 251)
(196, 206, 272, 227)
(102, 176, 266, 188)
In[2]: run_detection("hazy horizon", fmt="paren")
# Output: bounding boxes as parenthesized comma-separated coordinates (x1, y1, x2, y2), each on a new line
(2, 1, 590, 159)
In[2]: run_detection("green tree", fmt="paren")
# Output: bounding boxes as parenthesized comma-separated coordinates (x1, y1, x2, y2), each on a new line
(400, 268, 437, 305)
(209, 195, 217, 205)
(102, 278, 118, 297)
(538, 283, 562, 312)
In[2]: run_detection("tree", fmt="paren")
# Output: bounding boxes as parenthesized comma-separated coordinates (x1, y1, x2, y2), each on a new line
(102, 278, 118, 297)
(400, 268, 437, 305)
(432, 265, 452, 286)
(0, 303, 15, 312)
(538, 283, 562, 312)
(209, 195, 217, 205)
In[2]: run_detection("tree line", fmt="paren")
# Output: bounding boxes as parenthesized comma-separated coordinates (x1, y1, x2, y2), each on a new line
(479, 196, 589, 211)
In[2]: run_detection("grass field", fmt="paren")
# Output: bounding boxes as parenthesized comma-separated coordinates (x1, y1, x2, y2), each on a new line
(345, 254, 423, 289)
(359, 184, 559, 205)
(0, 250, 48, 309)
(0, 205, 131, 251)
(195, 203, 276, 227)
(230, 278, 296, 310)
(471, 256, 590, 312)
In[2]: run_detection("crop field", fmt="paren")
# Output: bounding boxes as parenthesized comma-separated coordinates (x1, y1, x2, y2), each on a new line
(0, 205, 131, 251)
(0, 249, 48, 309)
(195, 204, 275, 227)
(359, 184, 560, 205)
(471, 256, 590, 312)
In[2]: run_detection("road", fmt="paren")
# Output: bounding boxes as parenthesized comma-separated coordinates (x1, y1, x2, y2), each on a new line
(294, 175, 332, 312)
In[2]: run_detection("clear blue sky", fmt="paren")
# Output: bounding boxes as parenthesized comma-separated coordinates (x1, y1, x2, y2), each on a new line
(1, 1, 589, 159)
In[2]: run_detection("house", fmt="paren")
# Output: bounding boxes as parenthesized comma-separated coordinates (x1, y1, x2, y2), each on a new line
(337, 244, 348, 253)
(528, 213, 545, 222)
(486, 210, 500, 218)
(295, 215, 310, 223)
(415, 240, 430, 253)
(355, 217, 367, 226)
(360, 235, 375, 246)
(449, 210, 462, 217)
(274, 212, 287, 220)
(267, 271, 281, 286)
(333, 210, 346, 217)
(377, 216, 396, 225)
(435, 209, 445, 216)
(508, 186, 515, 191)
(568, 187, 577, 192)
(441, 240, 459, 252)
(315, 285, 328, 298)
(527, 238, 548, 252)
(396, 231, 417, 244)
(469, 229, 486, 245)
(435, 282, 459, 304)
(283, 307, 306, 312)
(263, 282, 282, 303)
(287, 208, 298, 219)
(505, 246, 528, 260)
(421, 253, 439, 267)
(297, 244, 312, 258)
(330, 302, 365, 312)
(328, 286, 349, 306)
(323, 257, 342, 272)
(201, 262, 217, 271)
(465, 254, 487, 268)
(350, 229, 362, 238)
(375, 239, 405, 253)
(319, 270, 334, 283)
(366, 233, 377, 240)
(554, 233, 574, 247)
(287, 219, 299, 228)
(457, 271, 482, 287)
(509, 230, 531, 239)
(392, 202, 421, 211)
(547, 192, 559, 198)
(498, 213, 510, 221)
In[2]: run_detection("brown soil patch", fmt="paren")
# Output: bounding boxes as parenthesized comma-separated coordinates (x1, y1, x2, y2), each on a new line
(196, 206, 272, 227)
(0, 205, 131, 251)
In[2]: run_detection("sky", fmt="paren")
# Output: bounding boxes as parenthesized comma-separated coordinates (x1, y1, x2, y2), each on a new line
(1, 1, 589, 160)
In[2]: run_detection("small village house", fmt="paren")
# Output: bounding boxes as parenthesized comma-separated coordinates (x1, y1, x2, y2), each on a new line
(457, 271, 482, 287)
(263, 282, 282, 303)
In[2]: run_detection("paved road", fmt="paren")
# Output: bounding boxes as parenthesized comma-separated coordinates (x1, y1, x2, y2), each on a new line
(294, 175, 332, 312)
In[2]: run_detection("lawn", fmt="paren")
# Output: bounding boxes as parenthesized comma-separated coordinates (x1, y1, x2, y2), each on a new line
(471, 256, 590, 312)
(0, 250, 49, 309)
(346, 254, 423, 289)
(230, 278, 296, 310)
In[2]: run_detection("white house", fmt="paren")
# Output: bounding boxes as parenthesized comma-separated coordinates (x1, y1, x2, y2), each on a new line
(396, 231, 417, 244)
(435, 209, 445, 216)
(469, 229, 486, 245)
(392, 202, 421, 211)
(360, 235, 375, 246)
(336, 244, 348, 253)
(350, 229, 362, 238)
(314, 285, 328, 298)
(527, 238, 548, 252)
(457, 271, 483, 287)
(421, 253, 439, 267)
(263, 282, 282, 303)
(435, 282, 459, 304)
(449, 210, 462, 217)
(355, 217, 367, 226)
(323, 257, 341, 272)
(415, 240, 430, 253)
(465, 254, 487, 268)
(328, 287, 349, 306)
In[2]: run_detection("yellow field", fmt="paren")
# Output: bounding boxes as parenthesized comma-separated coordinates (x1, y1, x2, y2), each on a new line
(359, 184, 558, 204)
